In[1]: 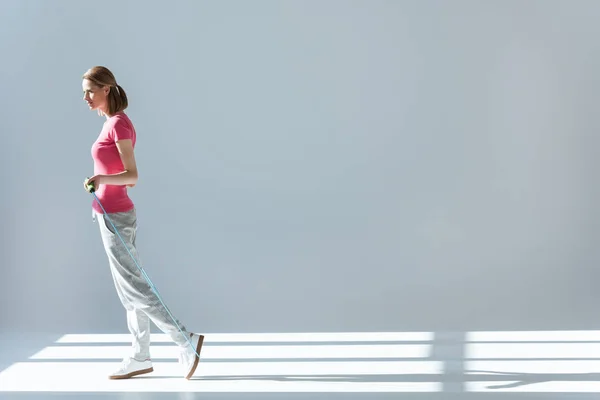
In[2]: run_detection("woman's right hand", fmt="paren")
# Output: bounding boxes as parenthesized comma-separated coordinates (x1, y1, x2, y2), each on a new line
(83, 177, 94, 193)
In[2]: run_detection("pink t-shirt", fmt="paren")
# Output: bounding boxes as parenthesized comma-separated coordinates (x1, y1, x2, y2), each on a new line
(90, 112, 137, 214)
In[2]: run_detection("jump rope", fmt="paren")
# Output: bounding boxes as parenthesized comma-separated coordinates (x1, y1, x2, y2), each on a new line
(85, 180, 201, 359)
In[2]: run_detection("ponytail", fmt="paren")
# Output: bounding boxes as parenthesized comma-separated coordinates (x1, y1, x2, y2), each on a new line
(83, 66, 129, 115)
(108, 84, 128, 115)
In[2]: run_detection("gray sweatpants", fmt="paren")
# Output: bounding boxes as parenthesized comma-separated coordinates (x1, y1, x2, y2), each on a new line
(94, 208, 190, 360)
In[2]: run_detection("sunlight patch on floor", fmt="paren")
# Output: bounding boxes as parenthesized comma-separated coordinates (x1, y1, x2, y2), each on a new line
(3, 331, 600, 393)
(55, 332, 432, 343)
(464, 330, 600, 392)
(30, 344, 430, 360)
(0, 332, 441, 393)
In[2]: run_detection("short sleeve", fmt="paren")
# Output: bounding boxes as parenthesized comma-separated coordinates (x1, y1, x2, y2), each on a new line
(108, 118, 133, 142)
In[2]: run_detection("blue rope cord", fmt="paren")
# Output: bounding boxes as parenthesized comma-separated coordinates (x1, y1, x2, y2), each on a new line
(91, 191, 200, 359)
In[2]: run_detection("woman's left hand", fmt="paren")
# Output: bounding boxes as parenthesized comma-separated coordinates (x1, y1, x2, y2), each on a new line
(85, 174, 104, 192)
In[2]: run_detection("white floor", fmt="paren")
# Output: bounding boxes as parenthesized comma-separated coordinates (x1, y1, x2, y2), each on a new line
(2, 330, 600, 399)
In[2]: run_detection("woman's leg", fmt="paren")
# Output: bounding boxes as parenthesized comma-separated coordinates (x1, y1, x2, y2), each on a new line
(102, 245, 151, 361)
(126, 308, 151, 360)
(96, 208, 196, 350)
(98, 209, 204, 379)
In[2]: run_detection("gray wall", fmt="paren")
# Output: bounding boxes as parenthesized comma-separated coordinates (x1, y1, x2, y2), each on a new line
(1, 0, 600, 336)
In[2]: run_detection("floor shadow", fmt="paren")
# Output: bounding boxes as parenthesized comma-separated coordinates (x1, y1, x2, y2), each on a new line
(131, 371, 600, 389)
(5, 331, 600, 399)
(138, 373, 437, 382)
(465, 370, 600, 389)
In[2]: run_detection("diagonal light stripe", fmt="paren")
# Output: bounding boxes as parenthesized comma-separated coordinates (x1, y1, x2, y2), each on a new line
(0, 361, 443, 393)
(467, 331, 600, 342)
(55, 332, 433, 344)
(9, 361, 443, 376)
(466, 360, 600, 374)
(30, 344, 432, 360)
(465, 359, 600, 392)
(465, 343, 600, 359)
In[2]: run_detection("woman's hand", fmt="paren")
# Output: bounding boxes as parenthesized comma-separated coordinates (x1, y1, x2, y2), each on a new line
(83, 175, 104, 193)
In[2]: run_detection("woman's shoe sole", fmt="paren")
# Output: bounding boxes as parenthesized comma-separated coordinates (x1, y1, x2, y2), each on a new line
(185, 334, 204, 380)
(109, 367, 154, 380)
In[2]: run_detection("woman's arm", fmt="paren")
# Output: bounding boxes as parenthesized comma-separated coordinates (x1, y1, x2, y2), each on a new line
(96, 139, 138, 186)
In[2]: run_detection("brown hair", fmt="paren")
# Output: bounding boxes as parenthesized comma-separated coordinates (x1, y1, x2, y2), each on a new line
(82, 66, 128, 115)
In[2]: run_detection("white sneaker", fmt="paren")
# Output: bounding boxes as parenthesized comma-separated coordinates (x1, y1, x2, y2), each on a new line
(179, 333, 204, 379)
(109, 357, 153, 379)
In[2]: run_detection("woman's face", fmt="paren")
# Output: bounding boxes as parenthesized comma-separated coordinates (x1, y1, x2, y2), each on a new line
(82, 79, 109, 113)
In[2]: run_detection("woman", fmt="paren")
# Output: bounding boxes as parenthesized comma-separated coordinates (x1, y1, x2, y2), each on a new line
(82, 66, 203, 380)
